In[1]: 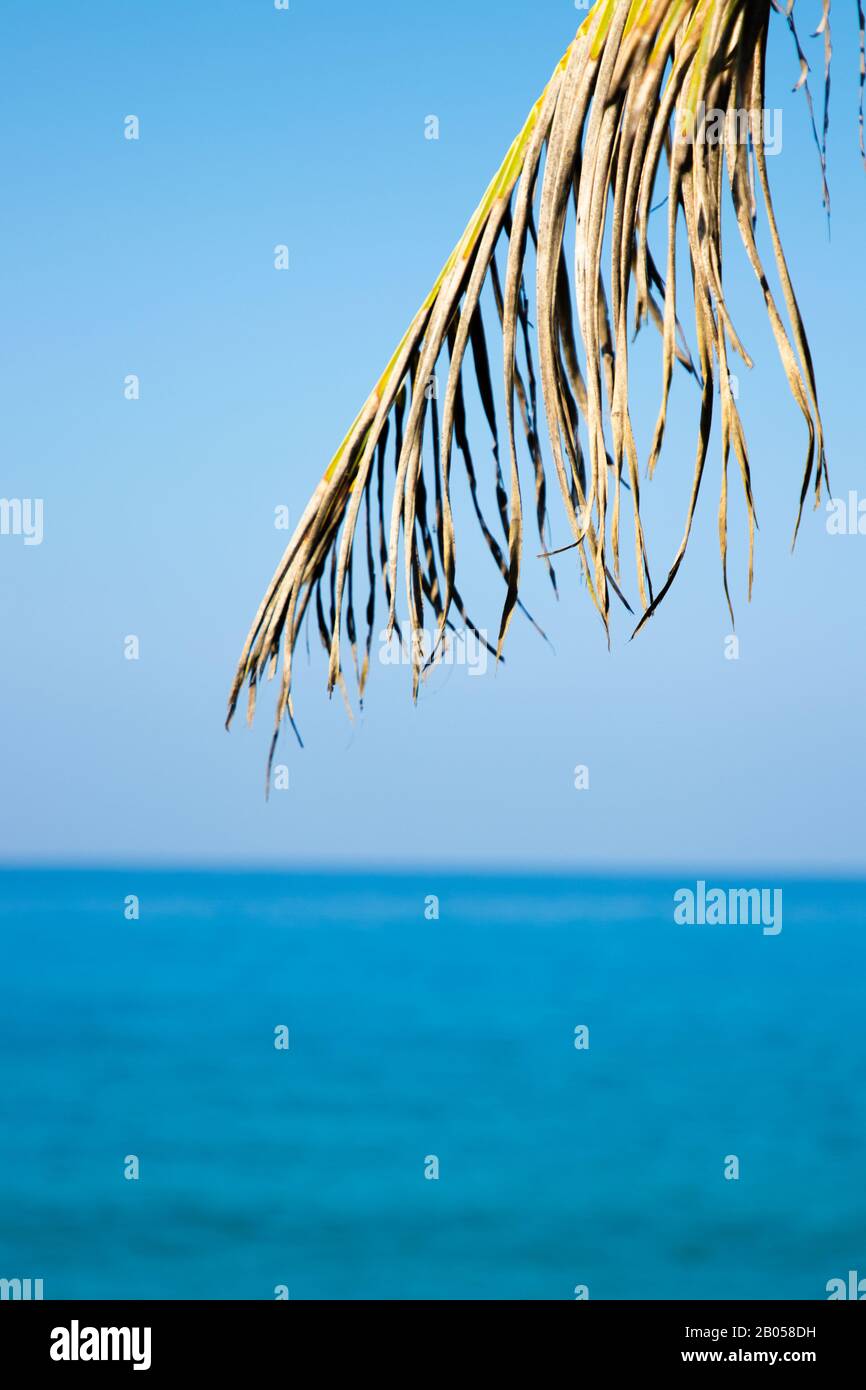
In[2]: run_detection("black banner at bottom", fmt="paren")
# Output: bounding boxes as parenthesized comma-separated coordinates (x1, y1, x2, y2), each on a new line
(0, 1299, 862, 1374)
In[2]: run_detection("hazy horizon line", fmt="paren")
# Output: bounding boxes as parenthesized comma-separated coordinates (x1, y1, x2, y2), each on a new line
(1, 859, 864, 882)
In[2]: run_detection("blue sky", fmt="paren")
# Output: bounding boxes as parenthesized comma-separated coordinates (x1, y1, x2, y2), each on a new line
(1, 0, 864, 869)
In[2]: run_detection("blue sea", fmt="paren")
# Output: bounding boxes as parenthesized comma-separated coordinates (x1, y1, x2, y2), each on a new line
(0, 870, 863, 1301)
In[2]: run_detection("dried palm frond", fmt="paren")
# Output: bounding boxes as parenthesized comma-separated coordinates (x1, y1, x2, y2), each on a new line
(227, 0, 859, 785)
